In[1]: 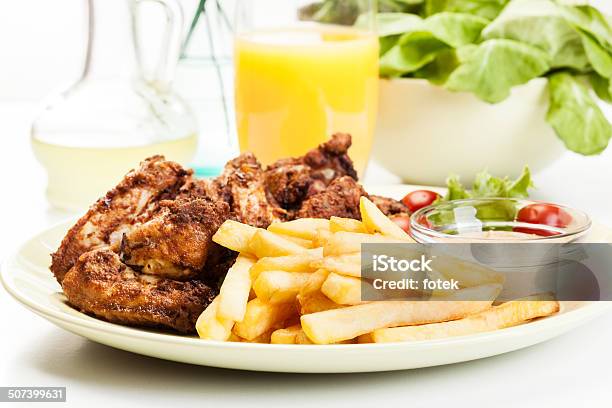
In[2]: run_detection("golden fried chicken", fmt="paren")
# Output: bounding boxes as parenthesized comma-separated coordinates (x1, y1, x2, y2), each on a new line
(297, 176, 367, 219)
(50, 156, 191, 283)
(119, 198, 230, 280)
(62, 249, 215, 333)
(264, 133, 358, 212)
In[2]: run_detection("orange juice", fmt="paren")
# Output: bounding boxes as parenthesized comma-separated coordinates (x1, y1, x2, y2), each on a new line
(235, 24, 379, 175)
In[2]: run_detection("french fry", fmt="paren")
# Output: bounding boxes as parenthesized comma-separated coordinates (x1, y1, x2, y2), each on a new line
(228, 332, 243, 342)
(372, 294, 559, 343)
(298, 292, 341, 314)
(323, 231, 400, 256)
(268, 218, 330, 240)
(295, 329, 315, 344)
(195, 298, 234, 341)
(321, 272, 365, 305)
(277, 234, 315, 248)
(301, 285, 501, 344)
(271, 324, 303, 344)
(250, 250, 323, 280)
(430, 256, 505, 288)
(330, 216, 367, 233)
(311, 253, 361, 277)
(233, 298, 296, 340)
(359, 196, 415, 241)
(212, 220, 260, 254)
(357, 333, 373, 344)
(296, 270, 342, 314)
(313, 229, 333, 248)
(250, 330, 274, 344)
(249, 229, 308, 258)
(217, 254, 255, 321)
(253, 271, 312, 304)
(298, 269, 330, 297)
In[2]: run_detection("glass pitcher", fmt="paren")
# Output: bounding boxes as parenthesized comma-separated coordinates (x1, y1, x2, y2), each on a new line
(31, 0, 197, 211)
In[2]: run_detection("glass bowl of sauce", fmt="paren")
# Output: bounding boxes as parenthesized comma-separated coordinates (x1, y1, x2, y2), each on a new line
(409, 198, 591, 243)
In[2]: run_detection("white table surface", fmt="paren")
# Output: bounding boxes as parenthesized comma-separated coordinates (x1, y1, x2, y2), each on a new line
(2, 0, 612, 405)
(1, 101, 612, 407)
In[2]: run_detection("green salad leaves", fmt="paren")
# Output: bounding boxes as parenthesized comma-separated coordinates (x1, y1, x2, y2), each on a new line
(303, 0, 612, 156)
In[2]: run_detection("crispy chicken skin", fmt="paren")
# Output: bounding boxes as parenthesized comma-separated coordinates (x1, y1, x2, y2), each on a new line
(62, 249, 214, 333)
(264, 133, 358, 211)
(219, 153, 285, 227)
(119, 198, 230, 280)
(50, 156, 191, 283)
(297, 176, 367, 220)
(369, 195, 410, 217)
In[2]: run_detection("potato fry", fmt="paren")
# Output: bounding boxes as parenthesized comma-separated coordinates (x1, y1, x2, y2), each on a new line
(430, 256, 505, 288)
(195, 298, 234, 341)
(321, 272, 365, 305)
(330, 216, 367, 233)
(301, 285, 501, 344)
(295, 329, 315, 344)
(217, 254, 255, 321)
(271, 324, 303, 344)
(212, 220, 260, 254)
(253, 271, 312, 304)
(277, 234, 315, 249)
(250, 250, 322, 280)
(250, 330, 274, 344)
(311, 253, 361, 277)
(228, 332, 243, 342)
(298, 269, 330, 297)
(372, 294, 559, 343)
(268, 218, 330, 240)
(323, 231, 400, 256)
(233, 298, 296, 340)
(359, 196, 415, 241)
(357, 333, 373, 344)
(298, 292, 341, 315)
(249, 229, 308, 258)
(313, 229, 333, 248)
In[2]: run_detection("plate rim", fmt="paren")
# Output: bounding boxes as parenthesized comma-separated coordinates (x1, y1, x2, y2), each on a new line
(2, 219, 611, 353)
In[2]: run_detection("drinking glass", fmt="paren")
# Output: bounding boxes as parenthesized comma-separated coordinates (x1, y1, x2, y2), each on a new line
(233, 0, 378, 176)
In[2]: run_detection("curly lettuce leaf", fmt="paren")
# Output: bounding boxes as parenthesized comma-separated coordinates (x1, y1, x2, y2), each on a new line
(444, 39, 550, 103)
(559, 5, 612, 53)
(424, 0, 509, 21)
(579, 30, 612, 79)
(589, 72, 612, 103)
(483, 0, 589, 70)
(380, 31, 449, 76)
(422, 12, 489, 47)
(547, 72, 612, 155)
(413, 48, 460, 84)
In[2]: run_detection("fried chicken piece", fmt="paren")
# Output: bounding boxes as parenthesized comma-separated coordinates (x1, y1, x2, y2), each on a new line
(219, 153, 285, 227)
(264, 133, 358, 211)
(119, 198, 230, 280)
(297, 176, 367, 219)
(62, 249, 214, 333)
(369, 195, 410, 217)
(50, 156, 191, 283)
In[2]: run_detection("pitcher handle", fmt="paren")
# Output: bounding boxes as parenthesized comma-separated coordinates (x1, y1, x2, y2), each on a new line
(132, 0, 184, 91)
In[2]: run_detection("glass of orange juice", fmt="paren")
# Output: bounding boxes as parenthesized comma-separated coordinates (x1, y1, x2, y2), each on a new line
(234, 0, 378, 176)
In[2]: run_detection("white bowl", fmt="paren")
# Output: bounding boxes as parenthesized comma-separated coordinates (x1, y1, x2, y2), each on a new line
(372, 78, 565, 186)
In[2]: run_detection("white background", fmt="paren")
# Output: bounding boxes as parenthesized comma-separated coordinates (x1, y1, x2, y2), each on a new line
(1, 1, 612, 407)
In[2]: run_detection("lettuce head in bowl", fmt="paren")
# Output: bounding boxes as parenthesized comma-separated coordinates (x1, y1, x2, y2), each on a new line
(303, 0, 612, 185)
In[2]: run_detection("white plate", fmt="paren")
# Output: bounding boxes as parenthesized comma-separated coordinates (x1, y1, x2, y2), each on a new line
(2, 186, 611, 373)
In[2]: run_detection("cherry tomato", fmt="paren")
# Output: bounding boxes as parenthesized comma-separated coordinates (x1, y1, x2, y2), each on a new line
(514, 203, 572, 236)
(401, 190, 440, 213)
(392, 215, 411, 233)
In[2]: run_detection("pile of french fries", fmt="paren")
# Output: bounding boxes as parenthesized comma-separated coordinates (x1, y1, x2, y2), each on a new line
(196, 197, 560, 344)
